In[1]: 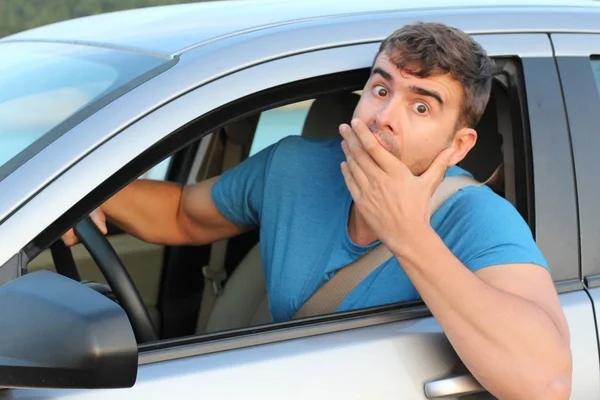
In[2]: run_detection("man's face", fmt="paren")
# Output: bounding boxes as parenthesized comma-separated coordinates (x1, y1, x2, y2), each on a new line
(352, 51, 476, 176)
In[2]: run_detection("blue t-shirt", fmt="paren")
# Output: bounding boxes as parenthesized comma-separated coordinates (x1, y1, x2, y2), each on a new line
(211, 136, 549, 322)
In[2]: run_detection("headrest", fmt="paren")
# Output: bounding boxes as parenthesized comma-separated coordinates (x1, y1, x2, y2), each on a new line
(458, 93, 503, 182)
(301, 92, 361, 139)
(224, 114, 260, 146)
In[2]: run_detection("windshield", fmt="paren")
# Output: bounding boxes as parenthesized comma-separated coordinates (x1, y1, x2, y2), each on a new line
(0, 41, 167, 169)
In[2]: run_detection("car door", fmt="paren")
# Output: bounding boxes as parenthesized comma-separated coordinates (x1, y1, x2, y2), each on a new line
(2, 30, 597, 399)
(552, 32, 600, 386)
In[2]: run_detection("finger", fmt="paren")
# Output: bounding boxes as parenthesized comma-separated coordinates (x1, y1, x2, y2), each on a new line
(339, 123, 382, 176)
(90, 208, 108, 235)
(61, 229, 79, 247)
(342, 140, 370, 189)
(346, 119, 398, 173)
(421, 147, 455, 190)
(341, 161, 362, 200)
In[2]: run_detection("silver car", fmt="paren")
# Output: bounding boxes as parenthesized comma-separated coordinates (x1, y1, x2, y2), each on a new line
(0, 0, 599, 398)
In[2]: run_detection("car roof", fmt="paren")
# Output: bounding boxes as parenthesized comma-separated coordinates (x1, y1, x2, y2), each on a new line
(2, 0, 599, 57)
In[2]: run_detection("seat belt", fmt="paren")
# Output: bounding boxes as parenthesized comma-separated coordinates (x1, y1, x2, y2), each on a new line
(195, 131, 245, 333)
(292, 174, 482, 320)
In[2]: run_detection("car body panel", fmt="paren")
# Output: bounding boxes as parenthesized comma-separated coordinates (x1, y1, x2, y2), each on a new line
(587, 288, 600, 376)
(551, 34, 600, 284)
(550, 36, 600, 393)
(2, 291, 597, 399)
(520, 53, 581, 285)
(1, 0, 599, 55)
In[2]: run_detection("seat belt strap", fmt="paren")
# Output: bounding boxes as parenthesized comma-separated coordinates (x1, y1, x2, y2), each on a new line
(201, 137, 244, 294)
(292, 174, 481, 320)
(196, 132, 244, 333)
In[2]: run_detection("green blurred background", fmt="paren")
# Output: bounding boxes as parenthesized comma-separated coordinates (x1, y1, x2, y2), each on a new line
(0, 0, 216, 38)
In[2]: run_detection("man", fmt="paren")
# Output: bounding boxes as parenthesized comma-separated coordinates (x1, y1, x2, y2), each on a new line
(63, 23, 571, 399)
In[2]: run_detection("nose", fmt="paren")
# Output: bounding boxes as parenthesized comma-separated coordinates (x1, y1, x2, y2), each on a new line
(374, 99, 399, 135)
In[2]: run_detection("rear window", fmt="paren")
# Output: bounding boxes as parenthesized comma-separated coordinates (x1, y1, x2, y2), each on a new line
(591, 58, 600, 92)
(0, 41, 167, 169)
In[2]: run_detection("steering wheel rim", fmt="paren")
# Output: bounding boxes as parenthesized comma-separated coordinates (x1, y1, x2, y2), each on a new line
(73, 217, 157, 343)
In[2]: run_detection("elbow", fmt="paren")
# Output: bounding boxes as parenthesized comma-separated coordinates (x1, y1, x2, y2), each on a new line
(537, 376, 571, 400)
(533, 349, 572, 400)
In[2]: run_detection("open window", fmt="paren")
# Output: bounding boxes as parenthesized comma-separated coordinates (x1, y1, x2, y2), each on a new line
(23, 55, 533, 344)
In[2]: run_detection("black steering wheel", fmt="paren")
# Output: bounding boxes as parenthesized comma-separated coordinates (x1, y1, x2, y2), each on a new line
(73, 217, 157, 343)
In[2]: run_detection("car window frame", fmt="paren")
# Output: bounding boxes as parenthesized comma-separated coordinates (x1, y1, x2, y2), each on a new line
(3, 34, 579, 360)
(551, 33, 600, 288)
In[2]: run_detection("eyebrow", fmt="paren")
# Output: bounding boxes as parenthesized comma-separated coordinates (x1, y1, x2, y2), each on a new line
(409, 85, 444, 106)
(371, 67, 445, 107)
(371, 67, 394, 83)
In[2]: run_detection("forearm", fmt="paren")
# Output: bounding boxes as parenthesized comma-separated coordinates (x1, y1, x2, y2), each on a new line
(102, 179, 188, 245)
(391, 226, 571, 400)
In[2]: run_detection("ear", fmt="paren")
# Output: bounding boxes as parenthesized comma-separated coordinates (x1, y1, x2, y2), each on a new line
(448, 127, 477, 166)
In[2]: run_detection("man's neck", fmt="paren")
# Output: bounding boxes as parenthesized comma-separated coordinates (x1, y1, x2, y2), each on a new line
(347, 202, 379, 246)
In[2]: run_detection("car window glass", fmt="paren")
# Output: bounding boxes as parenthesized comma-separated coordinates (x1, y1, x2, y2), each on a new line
(138, 157, 172, 181)
(249, 100, 314, 156)
(591, 58, 600, 96)
(249, 91, 363, 155)
(0, 41, 166, 170)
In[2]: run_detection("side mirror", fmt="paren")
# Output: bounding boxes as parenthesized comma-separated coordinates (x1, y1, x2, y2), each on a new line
(0, 270, 138, 389)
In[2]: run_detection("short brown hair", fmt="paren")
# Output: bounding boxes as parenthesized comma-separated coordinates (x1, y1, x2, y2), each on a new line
(376, 22, 493, 129)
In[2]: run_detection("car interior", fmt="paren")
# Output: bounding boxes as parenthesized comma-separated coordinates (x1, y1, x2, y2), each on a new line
(26, 62, 524, 342)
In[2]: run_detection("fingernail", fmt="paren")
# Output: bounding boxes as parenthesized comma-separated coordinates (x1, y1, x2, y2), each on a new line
(351, 119, 359, 128)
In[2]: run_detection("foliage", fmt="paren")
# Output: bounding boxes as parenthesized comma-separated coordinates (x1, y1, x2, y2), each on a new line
(0, 0, 215, 38)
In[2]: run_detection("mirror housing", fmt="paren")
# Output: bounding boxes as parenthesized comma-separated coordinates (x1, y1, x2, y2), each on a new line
(0, 270, 138, 389)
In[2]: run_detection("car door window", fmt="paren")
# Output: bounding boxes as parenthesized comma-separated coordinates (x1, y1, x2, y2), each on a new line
(591, 58, 600, 94)
(138, 157, 172, 181)
(249, 100, 314, 156)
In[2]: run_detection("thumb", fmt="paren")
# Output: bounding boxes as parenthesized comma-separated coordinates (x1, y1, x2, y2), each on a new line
(422, 147, 455, 189)
(89, 208, 108, 235)
(61, 229, 79, 247)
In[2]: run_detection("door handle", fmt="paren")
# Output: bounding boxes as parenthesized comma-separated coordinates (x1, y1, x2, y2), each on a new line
(424, 373, 486, 398)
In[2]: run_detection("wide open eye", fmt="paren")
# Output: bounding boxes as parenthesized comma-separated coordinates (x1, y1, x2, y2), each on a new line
(412, 101, 429, 115)
(372, 85, 388, 97)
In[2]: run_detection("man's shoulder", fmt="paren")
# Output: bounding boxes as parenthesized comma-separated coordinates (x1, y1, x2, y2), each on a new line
(273, 135, 342, 155)
(266, 135, 344, 174)
(443, 183, 517, 221)
(435, 166, 526, 228)
(435, 169, 547, 271)
(435, 171, 536, 249)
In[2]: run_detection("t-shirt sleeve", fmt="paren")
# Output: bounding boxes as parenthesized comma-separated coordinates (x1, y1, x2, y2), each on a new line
(210, 142, 278, 228)
(435, 187, 550, 272)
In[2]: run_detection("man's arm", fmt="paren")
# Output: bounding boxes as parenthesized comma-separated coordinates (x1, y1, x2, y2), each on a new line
(390, 227, 571, 400)
(62, 176, 248, 246)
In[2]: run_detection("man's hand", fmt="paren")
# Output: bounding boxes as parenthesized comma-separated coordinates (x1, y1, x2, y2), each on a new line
(339, 118, 454, 251)
(61, 208, 107, 247)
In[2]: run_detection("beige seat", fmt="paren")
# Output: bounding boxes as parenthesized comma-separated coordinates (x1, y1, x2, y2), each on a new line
(203, 244, 270, 332)
(199, 92, 361, 333)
